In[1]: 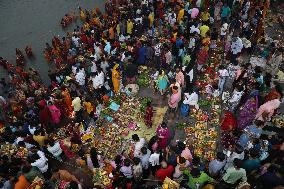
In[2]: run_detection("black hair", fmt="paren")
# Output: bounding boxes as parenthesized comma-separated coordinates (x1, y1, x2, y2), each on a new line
(34, 130, 40, 135)
(249, 148, 259, 159)
(233, 159, 242, 168)
(133, 157, 141, 165)
(29, 153, 40, 163)
(90, 147, 100, 168)
(177, 141, 186, 151)
(161, 122, 167, 128)
(114, 155, 122, 167)
(267, 164, 278, 173)
(141, 147, 148, 155)
(22, 166, 31, 174)
(18, 141, 25, 147)
(69, 181, 79, 189)
(124, 159, 131, 167)
(132, 134, 140, 141)
(178, 156, 186, 164)
(275, 84, 283, 98)
(235, 144, 244, 154)
(190, 168, 201, 178)
(148, 135, 158, 152)
(192, 156, 200, 166)
(217, 152, 226, 161)
(254, 120, 264, 127)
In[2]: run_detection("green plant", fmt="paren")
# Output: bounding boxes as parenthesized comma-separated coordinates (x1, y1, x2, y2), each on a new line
(139, 97, 153, 113)
(137, 70, 151, 87)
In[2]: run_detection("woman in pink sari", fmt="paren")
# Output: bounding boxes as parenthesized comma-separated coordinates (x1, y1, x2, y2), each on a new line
(156, 122, 170, 150)
(168, 85, 181, 112)
(255, 98, 281, 121)
(48, 102, 61, 124)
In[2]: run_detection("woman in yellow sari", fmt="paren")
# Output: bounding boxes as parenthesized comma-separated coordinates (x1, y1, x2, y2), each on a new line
(79, 7, 86, 21)
(112, 64, 120, 94)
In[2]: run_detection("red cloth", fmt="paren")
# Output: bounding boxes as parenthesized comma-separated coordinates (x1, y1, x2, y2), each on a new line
(221, 111, 237, 131)
(39, 107, 51, 128)
(155, 165, 174, 181)
(144, 106, 153, 128)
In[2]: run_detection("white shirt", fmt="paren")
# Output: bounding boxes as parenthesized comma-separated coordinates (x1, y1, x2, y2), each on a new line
(154, 44, 161, 56)
(100, 61, 109, 73)
(47, 142, 62, 157)
(142, 0, 148, 6)
(169, 16, 176, 26)
(31, 151, 48, 173)
(229, 90, 244, 103)
(221, 23, 229, 36)
(231, 37, 243, 54)
(91, 61, 97, 73)
(165, 51, 172, 64)
(75, 70, 85, 86)
(183, 92, 198, 105)
(134, 138, 146, 157)
(224, 151, 244, 170)
(219, 69, 229, 77)
(190, 25, 200, 34)
(140, 149, 151, 169)
(189, 37, 196, 48)
(209, 159, 226, 176)
(28, 125, 36, 135)
(72, 36, 80, 47)
(72, 66, 78, 75)
(149, 152, 160, 166)
(94, 45, 101, 60)
(72, 97, 81, 112)
(119, 34, 126, 42)
(92, 72, 105, 89)
(196, 0, 201, 7)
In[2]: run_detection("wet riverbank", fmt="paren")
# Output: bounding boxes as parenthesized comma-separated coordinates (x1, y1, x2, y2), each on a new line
(0, 0, 104, 84)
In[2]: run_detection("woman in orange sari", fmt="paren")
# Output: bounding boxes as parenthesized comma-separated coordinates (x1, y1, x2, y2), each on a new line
(112, 64, 120, 94)
(62, 87, 73, 116)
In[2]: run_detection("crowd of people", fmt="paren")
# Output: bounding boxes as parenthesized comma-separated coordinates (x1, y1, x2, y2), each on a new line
(0, 0, 284, 189)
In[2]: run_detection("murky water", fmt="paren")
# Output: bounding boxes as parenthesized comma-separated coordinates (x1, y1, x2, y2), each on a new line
(0, 0, 104, 84)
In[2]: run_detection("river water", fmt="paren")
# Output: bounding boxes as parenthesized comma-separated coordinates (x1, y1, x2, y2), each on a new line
(0, 0, 104, 84)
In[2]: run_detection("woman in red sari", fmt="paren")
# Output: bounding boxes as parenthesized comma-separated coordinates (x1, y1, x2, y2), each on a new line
(144, 101, 154, 128)
(221, 111, 237, 131)
(38, 100, 51, 129)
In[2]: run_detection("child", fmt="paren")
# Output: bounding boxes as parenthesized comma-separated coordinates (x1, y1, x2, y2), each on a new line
(157, 70, 169, 95)
(144, 101, 154, 128)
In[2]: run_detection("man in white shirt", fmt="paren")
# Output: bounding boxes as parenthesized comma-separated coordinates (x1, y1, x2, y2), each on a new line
(30, 151, 49, 173)
(72, 35, 80, 47)
(231, 37, 243, 55)
(229, 85, 244, 110)
(154, 42, 161, 68)
(209, 152, 226, 177)
(90, 59, 97, 73)
(183, 90, 199, 109)
(218, 65, 229, 93)
(75, 68, 86, 86)
(140, 147, 151, 178)
(132, 134, 146, 157)
(100, 58, 109, 74)
(92, 71, 105, 89)
(165, 49, 172, 65)
(190, 24, 200, 35)
(220, 23, 229, 40)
